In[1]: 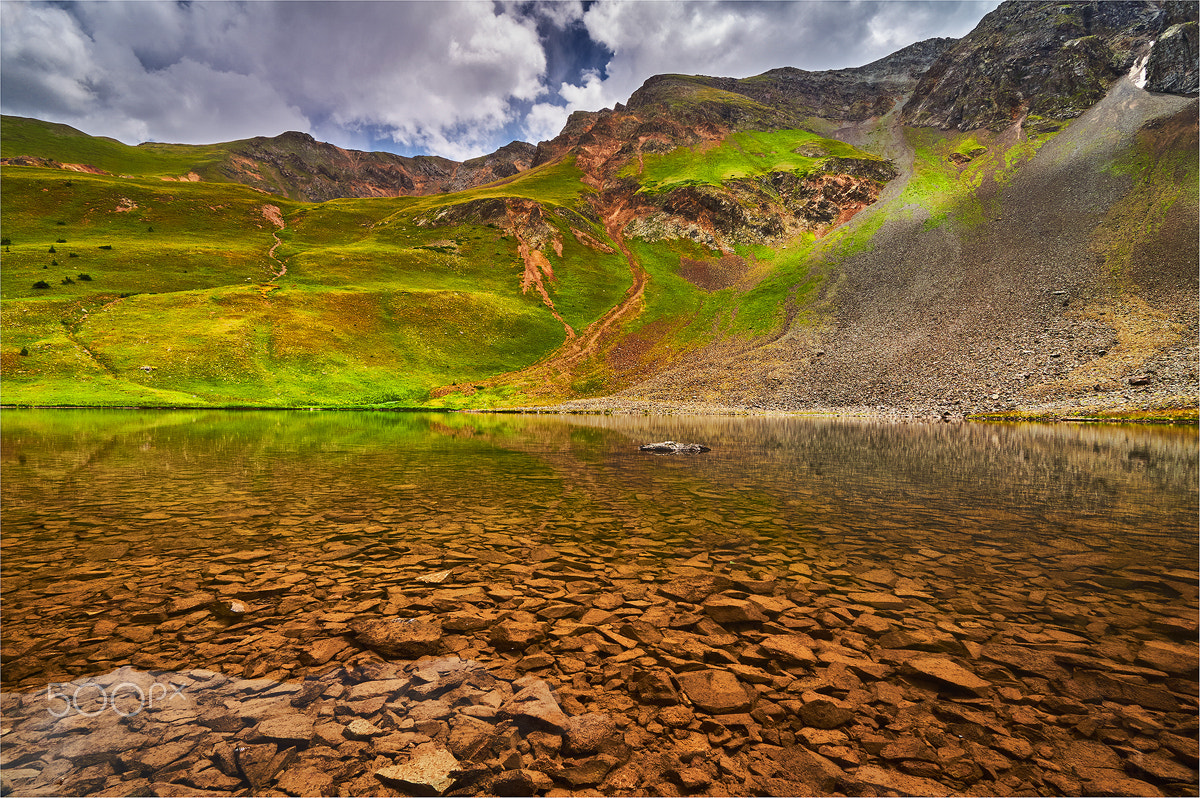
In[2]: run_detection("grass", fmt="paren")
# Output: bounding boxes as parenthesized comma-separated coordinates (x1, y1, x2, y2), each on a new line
(623, 129, 880, 193)
(2, 115, 226, 178)
(1, 144, 626, 408)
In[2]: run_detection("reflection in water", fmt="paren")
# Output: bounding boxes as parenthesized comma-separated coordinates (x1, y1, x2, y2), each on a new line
(0, 410, 1196, 795)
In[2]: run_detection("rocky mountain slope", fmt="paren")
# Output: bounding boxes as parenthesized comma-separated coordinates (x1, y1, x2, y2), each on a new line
(1, 0, 1195, 418)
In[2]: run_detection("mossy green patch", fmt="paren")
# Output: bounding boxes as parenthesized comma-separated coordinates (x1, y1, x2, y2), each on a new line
(625, 129, 879, 193)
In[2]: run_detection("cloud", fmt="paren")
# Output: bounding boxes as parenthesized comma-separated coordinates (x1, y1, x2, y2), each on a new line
(2, 1, 550, 159)
(571, 1, 1000, 113)
(2, 1, 999, 159)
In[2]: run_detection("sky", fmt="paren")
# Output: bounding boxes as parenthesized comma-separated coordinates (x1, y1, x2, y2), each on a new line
(1, 0, 1000, 161)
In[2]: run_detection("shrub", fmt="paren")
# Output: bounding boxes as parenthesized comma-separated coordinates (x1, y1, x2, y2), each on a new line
(61, 276, 75, 285)
(32, 280, 50, 289)
(78, 273, 92, 281)
(48, 245, 56, 253)
(98, 245, 113, 250)
(0, 237, 10, 246)
(68, 252, 78, 258)
(19, 347, 29, 356)
(55, 238, 66, 244)
(51, 259, 58, 266)
(147, 226, 154, 233)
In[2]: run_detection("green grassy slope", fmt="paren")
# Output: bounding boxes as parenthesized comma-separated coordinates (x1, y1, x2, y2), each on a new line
(0, 151, 632, 407)
(1, 116, 227, 178)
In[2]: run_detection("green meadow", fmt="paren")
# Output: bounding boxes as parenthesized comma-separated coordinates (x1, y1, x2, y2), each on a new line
(1, 116, 910, 408)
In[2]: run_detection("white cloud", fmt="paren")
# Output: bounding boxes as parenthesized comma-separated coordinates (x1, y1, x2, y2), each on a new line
(2, 0, 550, 158)
(524, 69, 611, 143)
(1, 1, 999, 159)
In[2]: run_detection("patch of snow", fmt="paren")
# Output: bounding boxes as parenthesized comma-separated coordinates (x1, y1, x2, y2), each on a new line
(1130, 41, 1155, 89)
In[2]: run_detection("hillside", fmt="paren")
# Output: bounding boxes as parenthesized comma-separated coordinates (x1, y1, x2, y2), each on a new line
(1, 0, 1196, 418)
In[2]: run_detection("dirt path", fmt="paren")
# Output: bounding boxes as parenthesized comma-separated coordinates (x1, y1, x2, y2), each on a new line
(260, 205, 287, 294)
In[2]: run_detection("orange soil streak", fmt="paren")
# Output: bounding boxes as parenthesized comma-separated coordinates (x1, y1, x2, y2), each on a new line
(510, 205, 575, 340)
(433, 198, 647, 399)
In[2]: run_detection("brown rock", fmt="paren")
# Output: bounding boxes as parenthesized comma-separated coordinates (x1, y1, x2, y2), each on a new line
(1127, 751, 1197, 785)
(558, 753, 620, 787)
(660, 575, 732, 604)
(565, 712, 617, 754)
(880, 737, 937, 761)
(632, 669, 681, 705)
(702, 596, 768, 624)
(351, 616, 443, 657)
(376, 743, 459, 795)
(255, 714, 314, 746)
(767, 745, 845, 793)
(167, 592, 215, 615)
(903, 657, 990, 693)
(489, 619, 547, 650)
(486, 769, 555, 795)
(343, 718, 385, 740)
(448, 716, 497, 762)
(851, 613, 892, 636)
(1079, 767, 1164, 797)
(298, 638, 348, 666)
(676, 669, 751, 714)
(852, 764, 950, 796)
(275, 765, 336, 797)
(498, 676, 569, 732)
(846, 591, 907, 610)
(759, 635, 817, 665)
(798, 698, 852, 729)
(1136, 639, 1200, 675)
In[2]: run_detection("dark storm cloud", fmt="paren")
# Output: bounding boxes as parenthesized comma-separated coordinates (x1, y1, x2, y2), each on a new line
(1, 1, 998, 159)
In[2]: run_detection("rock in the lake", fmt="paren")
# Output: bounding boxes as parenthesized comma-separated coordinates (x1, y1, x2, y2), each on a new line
(798, 698, 852, 729)
(376, 743, 459, 795)
(639, 440, 711, 453)
(904, 657, 990, 694)
(488, 619, 546, 650)
(254, 713, 314, 746)
(350, 616, 443, 657)
(498, 676, 569, 732)
(565, 712, 617, 754)
(703, 595, 768, 624)
(676, 669, 751, 714)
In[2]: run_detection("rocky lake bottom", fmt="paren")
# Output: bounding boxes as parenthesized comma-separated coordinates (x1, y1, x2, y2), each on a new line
(0, 410, 1196, 797)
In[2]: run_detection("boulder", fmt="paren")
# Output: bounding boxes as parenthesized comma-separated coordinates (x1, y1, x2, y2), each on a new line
(350, 616, 443, 658)
(903, 657, 990, 694)
(376, 743, 460, 795)
(639, 440, 711, 453)
(498, 677, 569, 732)
(676, 669, 751, 714)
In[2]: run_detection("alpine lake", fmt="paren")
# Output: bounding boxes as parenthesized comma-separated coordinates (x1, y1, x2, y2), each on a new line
(1, 409, 1196, 797)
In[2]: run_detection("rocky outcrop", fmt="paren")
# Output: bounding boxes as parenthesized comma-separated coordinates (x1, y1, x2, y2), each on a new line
(1145, 22, 1200, 94)
(902, 0, 1173, 132)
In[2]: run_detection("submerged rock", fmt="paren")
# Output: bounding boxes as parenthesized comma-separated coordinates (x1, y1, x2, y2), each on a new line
(376, 743, 459, 795)
(350, 616, 444, 657)
(639, 440, 711, 453)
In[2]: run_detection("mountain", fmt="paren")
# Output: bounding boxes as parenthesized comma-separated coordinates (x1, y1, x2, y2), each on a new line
(1, 0, 1196, 420)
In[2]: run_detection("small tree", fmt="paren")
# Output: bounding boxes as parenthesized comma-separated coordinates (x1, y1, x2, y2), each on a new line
(32, 280, 50, 289)
(78, 273, 92, 281)
(48, 245, 56, 253)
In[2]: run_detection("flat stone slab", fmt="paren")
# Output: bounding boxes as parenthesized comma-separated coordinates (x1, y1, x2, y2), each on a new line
(905, 657, 990, 693)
